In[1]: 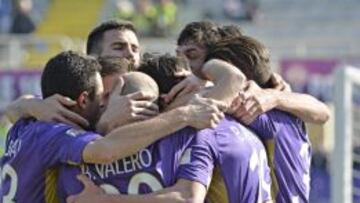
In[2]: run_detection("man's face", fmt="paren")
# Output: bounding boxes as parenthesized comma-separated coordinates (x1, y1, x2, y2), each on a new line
(84, 72, 105, 131)
(176, 41, 207, 79)
(100, 29, 141, 68)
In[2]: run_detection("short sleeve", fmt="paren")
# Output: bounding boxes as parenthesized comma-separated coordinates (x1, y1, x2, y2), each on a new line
(176, 129, 218, 188)
(39, 124, 101, 167)
(249, 111, 277, 140)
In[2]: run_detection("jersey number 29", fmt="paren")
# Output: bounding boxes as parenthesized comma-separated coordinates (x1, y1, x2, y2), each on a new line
(100, 172, 163, 194)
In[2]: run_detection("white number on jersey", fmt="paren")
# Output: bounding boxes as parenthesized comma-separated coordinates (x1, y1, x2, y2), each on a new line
(250, 149, 271, 203)
(1, 164, 18, 203)
(100, 172, 163, 195)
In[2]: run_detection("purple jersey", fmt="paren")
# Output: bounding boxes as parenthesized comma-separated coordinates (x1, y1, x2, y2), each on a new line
(0, 119, 99, 203)
(57, 127, 198, 202)
(250, 110, 312, 203)
(177, 115, 272, 203)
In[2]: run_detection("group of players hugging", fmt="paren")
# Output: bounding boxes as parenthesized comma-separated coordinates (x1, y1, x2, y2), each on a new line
(0, 20, 330, 203)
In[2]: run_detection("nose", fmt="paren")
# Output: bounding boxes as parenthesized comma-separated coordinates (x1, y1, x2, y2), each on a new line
(124, 46, 135, 61)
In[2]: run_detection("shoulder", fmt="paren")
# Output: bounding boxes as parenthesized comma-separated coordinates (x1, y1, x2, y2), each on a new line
(214, 114, 249, 134)
(158, 127, 198, 149)
(217, 114, 239, 128)
(7, 118, 51, 138)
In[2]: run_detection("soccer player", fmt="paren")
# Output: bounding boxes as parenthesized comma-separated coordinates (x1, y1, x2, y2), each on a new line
(140, 55, 272, 203)
(58, 72, 204, 202)
(86, 20, 141, 68)
(5, 20, 147, 128)
(204, 35, 327, 202)
(174, 21, 330, 202)
(174, 21, 329, 124)
(0, 51, 224, 203)
(63, 55, 271, 203)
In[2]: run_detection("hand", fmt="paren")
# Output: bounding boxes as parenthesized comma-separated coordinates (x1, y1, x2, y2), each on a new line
(163, 73, 206, 103)
(270, 73, 292, 92)
(107, 91, 159, 125)
(185, 94, 227, 129)
(230, 81, 278, 125)
(31, 94, 89, 128)
(99, 79, 159, 132)
(66, 175, 105, 203)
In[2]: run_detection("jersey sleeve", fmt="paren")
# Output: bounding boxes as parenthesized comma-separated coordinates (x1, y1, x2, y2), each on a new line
(176, 129, 218, 188)
(249, 111, 278, 140)
(39, 124, 101, 167)
(249, 110, 306, 140)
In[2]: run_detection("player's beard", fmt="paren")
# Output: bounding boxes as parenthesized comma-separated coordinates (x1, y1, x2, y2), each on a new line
(86, 109, 101, 132)
(84, 98, 102, 132)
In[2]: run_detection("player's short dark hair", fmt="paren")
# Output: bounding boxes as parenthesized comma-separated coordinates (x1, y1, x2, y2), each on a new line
(98, 56, 133, 77)
(41, 51, 101, 100)
(138, 53, 190, 95)
(219, 24, 244, 38)
(86, 20, 137, 56)
(177, 21, 222, 49)
(206, 36, 272, 88)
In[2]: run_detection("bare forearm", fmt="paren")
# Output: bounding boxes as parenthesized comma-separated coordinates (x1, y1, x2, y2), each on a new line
(107, 107, 188, 156)
(96, 108, 127, 134)
(84, 107, 189, 163)
(93, 192, 191, 203)
(5, 95, 36, 123)
(274, 91, 330, 124)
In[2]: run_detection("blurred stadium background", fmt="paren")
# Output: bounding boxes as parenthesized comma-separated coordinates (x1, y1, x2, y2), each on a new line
(0, 0, 359, 202)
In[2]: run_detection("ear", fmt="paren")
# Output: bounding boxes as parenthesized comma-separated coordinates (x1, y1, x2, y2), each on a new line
(77, 91, 89, 110)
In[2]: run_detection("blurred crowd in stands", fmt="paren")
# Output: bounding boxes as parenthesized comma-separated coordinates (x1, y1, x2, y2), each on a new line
(222, 0, 259, 21)
(111, 0, 259, 37)
(113, 0, 178, 37)
(0, 0, 36, 34)
(0, 0, 259, 36)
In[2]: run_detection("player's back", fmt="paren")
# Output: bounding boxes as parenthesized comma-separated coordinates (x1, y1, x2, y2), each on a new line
(249, 109, 311, 203)
(177, 115, 271, 203)
(58, 127, 198, 201)
(0, 119, 61, 203)
(210, 115, 271, 203)
(0, 119, 98, 203)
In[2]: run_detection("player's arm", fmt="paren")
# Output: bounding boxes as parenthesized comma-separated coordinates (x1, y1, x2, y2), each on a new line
(231, 81, 330, 124)
(148, 179, 206, 203)
(163, 59, 245, 108)
(82, 96, 226, 164)
(268, 90, 330, 124)
(5, 91, 159, 131)
(200, 59, 246, 106)
(67, 176, 206, 203)
(4, 94, 35, 123)
(4, 94, 89, 128)
(162, 70, 208, 104)
(165, 59, 245, 113)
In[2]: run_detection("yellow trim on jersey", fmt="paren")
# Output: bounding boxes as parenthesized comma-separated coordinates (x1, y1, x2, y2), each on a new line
(264, 139, 279, 200)
(45, 168, 61, 203)
(206, 166, 229, 203)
